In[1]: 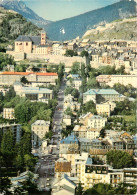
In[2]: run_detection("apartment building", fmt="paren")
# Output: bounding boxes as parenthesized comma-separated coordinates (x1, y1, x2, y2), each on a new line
(96, 101, 116, 117)
(0, 123, 22, 142)
(96, 75, 137, 88)
(14, 82, 53, 101)
(31, 120, 50, 148)
(88, 115, 107, 129)
(3, 108, 15, 120)
(0, 72, 58, 86)
(83, 89, 122, 104)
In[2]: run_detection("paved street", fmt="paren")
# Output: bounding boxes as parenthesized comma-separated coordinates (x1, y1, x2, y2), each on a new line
(36, 79, 65, 191)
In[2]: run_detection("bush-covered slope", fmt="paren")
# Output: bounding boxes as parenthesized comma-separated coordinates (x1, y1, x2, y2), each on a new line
(44, 0, 136, 41)
(82, 17, 137, 41)
(0, 6, 41, 44)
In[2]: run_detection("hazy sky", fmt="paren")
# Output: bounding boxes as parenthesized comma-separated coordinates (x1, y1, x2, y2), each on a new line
(24, 0, 120, 21)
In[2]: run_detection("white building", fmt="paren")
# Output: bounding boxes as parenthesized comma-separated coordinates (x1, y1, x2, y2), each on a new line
(3, 108, 15, 120)
(31, 120, 50, 148)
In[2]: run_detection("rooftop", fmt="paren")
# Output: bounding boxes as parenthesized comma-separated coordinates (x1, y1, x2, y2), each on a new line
(0, 72, 58, 76)
(60, 133, 79, 144)
(84, 89, 119, 95)
(32, 120, 50, 126)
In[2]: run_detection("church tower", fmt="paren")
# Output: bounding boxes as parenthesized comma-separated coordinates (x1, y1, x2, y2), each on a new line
(41, 31, 46, 45)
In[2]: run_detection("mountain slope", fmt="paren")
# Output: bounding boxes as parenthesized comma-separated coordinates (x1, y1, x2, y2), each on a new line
(0, 6, 41, 44)
(82, 17, 137, 41)
(44, 0, 136, 41)
(0, 0, 51, 27)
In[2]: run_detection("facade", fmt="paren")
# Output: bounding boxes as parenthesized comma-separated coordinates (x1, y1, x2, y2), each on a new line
(3, 108, 15, 120)
(60, 133, 79, 154)
(14, 82, 53, 101)
(96, 101, 116, 117)
(31, 120, 50, 148)
(96, 75, 137, 88)
(123, 168, 137, 186)
(83, 89, 122, 104)
(14, 32, 52, 55)
(0, 123, 22, 142)
(88, 115, 107, 129)
(73, 78, 82, 90)
(0, 72, 58, 86)
(73, 125, 101, 140)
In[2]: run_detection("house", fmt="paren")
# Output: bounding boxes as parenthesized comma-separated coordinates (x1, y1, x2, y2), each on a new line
(88, 115, 107, 129)
(3, 108, 15, 120)
(73, 125, 101, 140)
(80, 39, 90, 47)
(0, 123, 22, 143)
(55, 159, 72, 179)
(83, 89, 122, 104)
(31, 120, 50, 148)
(96, 101, 116, 117)
(52, 174, 76, 195)
(79, 112, 93, 126)
(73, 78, 82, 90)
(63, 115, 72, 127)
(60, 133, 79, 154)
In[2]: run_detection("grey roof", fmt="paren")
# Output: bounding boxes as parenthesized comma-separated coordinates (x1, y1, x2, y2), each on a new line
(16, 35, 41, 45)
(84, 89, 119, 95)
(32, 120, 50, 126)
(60, 133, 79, 144)
(86, 157, 93, 165)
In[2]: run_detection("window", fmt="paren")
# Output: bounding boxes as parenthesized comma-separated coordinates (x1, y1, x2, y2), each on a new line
(26, 42, 28, 46)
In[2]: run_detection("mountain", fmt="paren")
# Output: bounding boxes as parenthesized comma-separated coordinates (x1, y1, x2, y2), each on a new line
(0, 0, 51, 28)
(44, 0, 137, 41)
(0, 6, 41, 44)
(82, 17, 137, 41)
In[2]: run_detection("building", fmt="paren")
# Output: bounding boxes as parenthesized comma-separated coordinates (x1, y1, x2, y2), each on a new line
(0, 72, 58, 86)
(96, 75, 137, 88)
(3, 108, 15, 120)
(79, 112, 93, 126)
(73, 78, 82, 90)
(88, 115, 107, 129)
(55, 159, 71, 179)
(63, 115, 72, 127)
(14, 82, 53, 101)
(96, 101, 116, 117)
(60, 133, 79, 154)
(14, 32, 52, 55)
(73, 125, 101, 140)
(123, 168, 137, 186)
(0, 123, 21, 142)
(31, 120, 50, 148)
(52, 174, 76, 195)
(83, 89, 122, 104)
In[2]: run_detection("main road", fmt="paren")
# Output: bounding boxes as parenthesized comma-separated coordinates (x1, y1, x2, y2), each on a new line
(37, 79, 65, 191)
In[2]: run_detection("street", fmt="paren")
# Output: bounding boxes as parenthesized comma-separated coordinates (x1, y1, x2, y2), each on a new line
(36, 79, 65, 191)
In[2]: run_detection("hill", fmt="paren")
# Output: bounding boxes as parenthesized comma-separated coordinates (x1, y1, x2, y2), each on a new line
(44, 0, 136, 41)
(0, 6, 41, 45)
(82, 17, 137, 41)
(0, 0, 51, 27)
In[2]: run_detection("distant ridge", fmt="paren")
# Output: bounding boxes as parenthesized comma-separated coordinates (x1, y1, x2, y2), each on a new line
(44, 0, 136, 41)
(0, 0, 52, 28)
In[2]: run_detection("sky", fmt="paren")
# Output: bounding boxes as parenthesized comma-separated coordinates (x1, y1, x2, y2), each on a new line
(24, 0, 120, 21)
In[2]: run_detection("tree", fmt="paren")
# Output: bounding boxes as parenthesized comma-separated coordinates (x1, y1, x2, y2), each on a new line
(64, 86, 80, 98)
(21, 76, 29, 84)
(44, 131, 53, 140)
(70, 62, 80, 74)
(80, 50, 89, 57)
(76, 182, 83, 195)
(65, 50, 76, 57)
(87, 78, 99, 89)
(5, 86, 16, 102)
(106, 150, 134, 169)
(0, 177, 12, 194)
(82, 100, 97, 114)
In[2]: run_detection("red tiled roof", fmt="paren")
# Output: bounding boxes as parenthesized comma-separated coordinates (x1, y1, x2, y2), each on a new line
(0, 72, 58, 76)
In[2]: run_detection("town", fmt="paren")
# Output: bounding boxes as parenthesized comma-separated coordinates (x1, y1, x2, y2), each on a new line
(0, 1, 137, 194)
